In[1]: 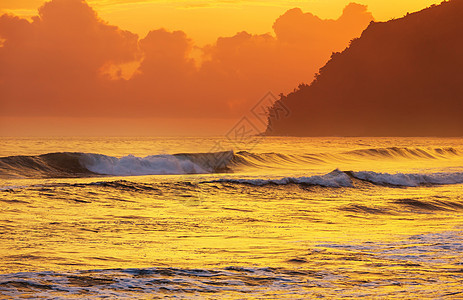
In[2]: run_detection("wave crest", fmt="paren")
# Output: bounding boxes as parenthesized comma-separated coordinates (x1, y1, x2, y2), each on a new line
(0, 151, 234, 178)
(82, 153, 206, 176)
(209, 170, 463, 188)
(346, 147, 460, 160)
(0, 146, 461, 179)
(208, 169, 353, 187)
(351, 171, 463, 187)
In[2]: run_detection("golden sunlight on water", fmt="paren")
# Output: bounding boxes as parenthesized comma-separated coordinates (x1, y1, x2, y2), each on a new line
(1, 137, 463, 298)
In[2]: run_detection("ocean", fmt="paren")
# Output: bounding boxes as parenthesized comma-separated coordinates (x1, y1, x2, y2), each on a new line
(1, 137, 463, 298)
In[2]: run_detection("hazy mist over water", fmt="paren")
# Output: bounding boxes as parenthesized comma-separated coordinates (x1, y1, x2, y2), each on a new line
(1, 137, 463, 298)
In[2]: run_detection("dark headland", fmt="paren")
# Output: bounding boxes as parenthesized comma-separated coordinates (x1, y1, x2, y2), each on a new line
(266, 0, 463, 136)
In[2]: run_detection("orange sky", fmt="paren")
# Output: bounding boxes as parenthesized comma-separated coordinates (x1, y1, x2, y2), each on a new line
(0, 0, 442, 136)
(0, 0, 442, 45)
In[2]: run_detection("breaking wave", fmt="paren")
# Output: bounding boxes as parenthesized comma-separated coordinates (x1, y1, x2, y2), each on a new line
(0, 151, 234, 178)
(0, 146, 461, 179)
(350, 171, 463, 187)
(210, 170, 463, 188)
(81, 151, 234, 176)
(2, 170, 463, 194)
(209, 169, 353, 187)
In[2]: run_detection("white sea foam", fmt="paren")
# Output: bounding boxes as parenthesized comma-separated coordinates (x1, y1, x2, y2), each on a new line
(351, 171, 463, 187)
(81, 154, 209, 176)
(209, 170, 463, 188)
(211, 169, 353, 187)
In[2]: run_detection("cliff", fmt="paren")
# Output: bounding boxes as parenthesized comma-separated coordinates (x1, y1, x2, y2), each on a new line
(266, 0, 463, 136)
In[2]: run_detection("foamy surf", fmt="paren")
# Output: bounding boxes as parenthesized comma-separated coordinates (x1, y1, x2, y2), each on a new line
(351, 171, 463, 187)
(208, 169, 353, 187)
(208, 170, 463, 188)
(0, 151, 234, 178)
(81, 153, 208, 176)
(2, 137, 463, 299)
(0, 146, 462, 179)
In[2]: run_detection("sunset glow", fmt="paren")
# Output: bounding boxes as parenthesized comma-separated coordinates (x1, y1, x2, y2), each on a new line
(1, 1, 462, 298)
(0, 0, 444, 136)
(1, 1, 443, 46)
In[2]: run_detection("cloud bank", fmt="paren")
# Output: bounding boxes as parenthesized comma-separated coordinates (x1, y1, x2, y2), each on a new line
(0, 0, 373, 127)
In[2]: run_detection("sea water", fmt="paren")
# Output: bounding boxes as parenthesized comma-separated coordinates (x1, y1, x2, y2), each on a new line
(1, 137, 463, 298)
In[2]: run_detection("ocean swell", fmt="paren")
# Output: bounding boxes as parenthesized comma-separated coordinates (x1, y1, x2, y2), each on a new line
(209, 170, 463, 188)
(209, 169, 353, 187)
(0, 147, 462, 179)
(0, 151, 234, 179)
(81, 153, 207, 176)
(351, 171, 463, 187)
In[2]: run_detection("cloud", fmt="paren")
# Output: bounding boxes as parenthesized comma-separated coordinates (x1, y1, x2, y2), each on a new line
(0, 0, 138, 116)
(34, 0, 139, 68)
(193, 3, 373, 114)
(138, 29, 195, 75)
(273, 3, 373, 46)
(0, 0, 373, 127)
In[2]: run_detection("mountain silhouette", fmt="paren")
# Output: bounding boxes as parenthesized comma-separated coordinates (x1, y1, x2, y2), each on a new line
(266, 0, 463, 136)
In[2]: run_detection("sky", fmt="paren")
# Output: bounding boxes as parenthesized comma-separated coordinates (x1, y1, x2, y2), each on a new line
(0, 0, 442, 45)
(0, 0, 442, 136)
